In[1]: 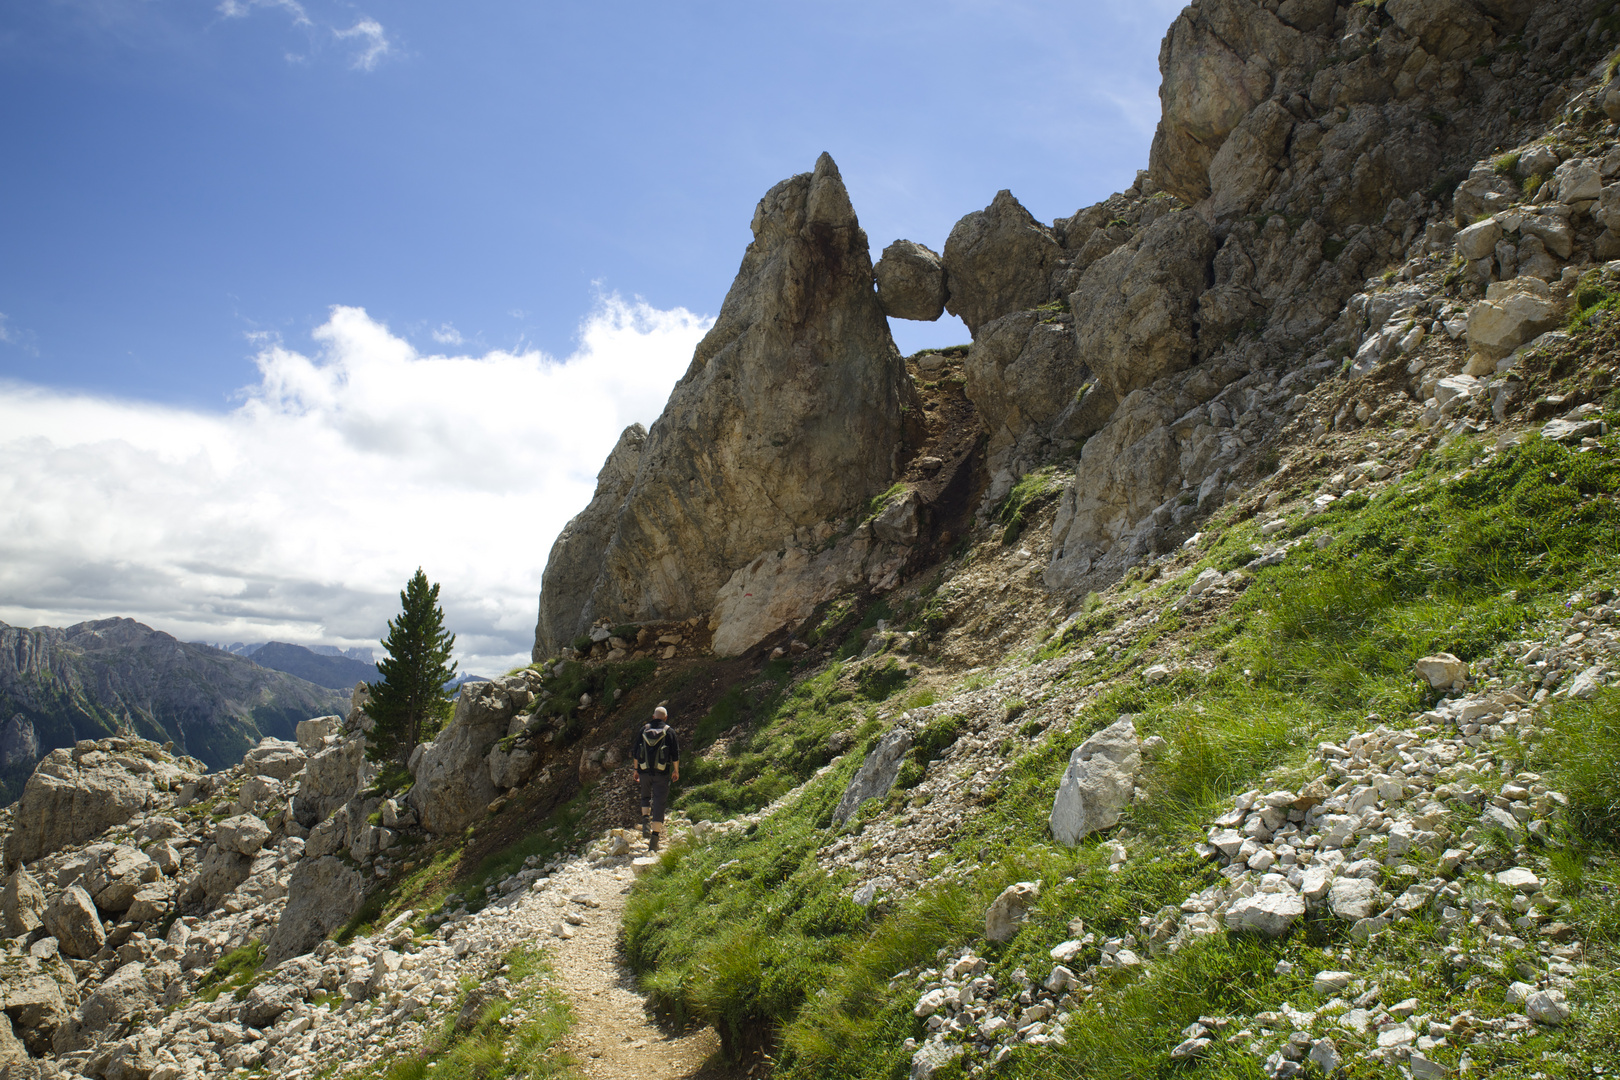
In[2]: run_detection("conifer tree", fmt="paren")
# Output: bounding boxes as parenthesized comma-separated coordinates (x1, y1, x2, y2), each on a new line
(365, 568, 457, 772)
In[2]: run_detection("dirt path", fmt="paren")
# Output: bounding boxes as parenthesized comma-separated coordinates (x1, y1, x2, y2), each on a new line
(539, 833, 730, 1080)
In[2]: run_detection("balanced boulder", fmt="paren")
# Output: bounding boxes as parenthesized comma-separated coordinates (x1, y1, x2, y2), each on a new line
(874, 239, 947, 321)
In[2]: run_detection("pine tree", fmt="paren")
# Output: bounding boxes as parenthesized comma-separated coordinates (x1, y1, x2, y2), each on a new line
(365, 568, 457, 773)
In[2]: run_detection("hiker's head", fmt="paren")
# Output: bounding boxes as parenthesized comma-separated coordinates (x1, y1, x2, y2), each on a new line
(653, 706, 667, 722)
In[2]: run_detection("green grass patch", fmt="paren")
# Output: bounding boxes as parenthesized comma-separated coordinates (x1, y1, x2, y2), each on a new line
(676, 663, 879, 822)
(197, 939, 266, 1003)
(997, 466, 1068, 546)
(351, 945, 577, 1080)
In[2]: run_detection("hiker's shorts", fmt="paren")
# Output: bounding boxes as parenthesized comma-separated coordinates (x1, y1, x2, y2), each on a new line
(639, 772, 672, 822)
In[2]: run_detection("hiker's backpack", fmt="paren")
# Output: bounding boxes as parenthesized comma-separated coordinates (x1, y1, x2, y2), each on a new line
(636, 726, 672, 771)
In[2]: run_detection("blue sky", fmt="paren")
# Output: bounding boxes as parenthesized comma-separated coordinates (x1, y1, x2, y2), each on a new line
(0, 0, 1184, 673)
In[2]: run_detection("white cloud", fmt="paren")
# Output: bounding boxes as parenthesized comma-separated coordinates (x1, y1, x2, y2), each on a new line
(334, 17, 390, 72)
(0, 297, 712, 676)
(216, 0, 311, 28)
(0, 314, 38, 356)
(430, 323, 463, 346)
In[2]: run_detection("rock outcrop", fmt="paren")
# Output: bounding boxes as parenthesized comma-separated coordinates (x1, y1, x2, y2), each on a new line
(533, 154, 911, 657)
(5, 742, 194, 868)
(409, 677, 525, 834)
(832, 729, 913, 827)
(532, 423, 647, 660)
(941, 191, 1061, 336)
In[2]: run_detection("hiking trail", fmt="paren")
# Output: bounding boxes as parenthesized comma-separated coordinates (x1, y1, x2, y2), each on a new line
(537, 834, 731, 1080)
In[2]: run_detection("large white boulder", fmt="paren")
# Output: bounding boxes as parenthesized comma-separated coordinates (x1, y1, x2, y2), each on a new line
(1225, 890, 1305, 937)
(1466, 278, 1560, 362)
(214, 814, 272, 857)
(42, 886, 104, 960)
(1414, 653, 1468, 691)
(1050, 718, 1142, 846)
(242, 738, 306, 781)
(1328, 876, 1381, 921)
(264, 856, 367, 965)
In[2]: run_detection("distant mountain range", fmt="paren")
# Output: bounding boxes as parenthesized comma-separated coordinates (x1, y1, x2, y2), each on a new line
(229, 641, 379, 691)
(0, 617, 348, 802)
(202, 640, 488, 691)
(217, 640, 375, 663)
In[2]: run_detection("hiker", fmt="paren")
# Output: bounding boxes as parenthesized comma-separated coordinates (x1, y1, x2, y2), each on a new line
(630, 705, 680, 850)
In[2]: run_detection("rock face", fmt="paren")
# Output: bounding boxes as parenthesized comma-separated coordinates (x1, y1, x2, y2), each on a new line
(5, 743, 188, 868)
(533, 154, 911, 657)
(409, 679, 520, 834)
(264, 856, 366, 966)
(965, 311, 1116, 470)
(1070, 212, 1217, 401)
(532, 423, 647, 660)
(708, 522, 907, 658)
(832, 729, 914, 826)
(1050, 717, 1142, 846)
(1150, 0, 1308, 203)
(941, 190, 1061, 336)
(875, 240, 948, 321)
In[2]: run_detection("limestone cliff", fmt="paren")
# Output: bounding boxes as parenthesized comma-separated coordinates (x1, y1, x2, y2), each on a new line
(534, 153, 910, 657)
(537, 0, 1612, 656)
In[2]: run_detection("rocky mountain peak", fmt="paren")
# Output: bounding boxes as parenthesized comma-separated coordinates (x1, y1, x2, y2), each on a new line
(534, 152, 910, 657)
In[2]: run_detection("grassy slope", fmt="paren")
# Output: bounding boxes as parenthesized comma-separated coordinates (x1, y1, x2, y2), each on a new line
(619, 422, 1620, 1080)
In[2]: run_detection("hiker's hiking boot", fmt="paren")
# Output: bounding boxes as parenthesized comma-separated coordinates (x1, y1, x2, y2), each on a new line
(640, 820, 650, 840)
(649, 833, 660, 852)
